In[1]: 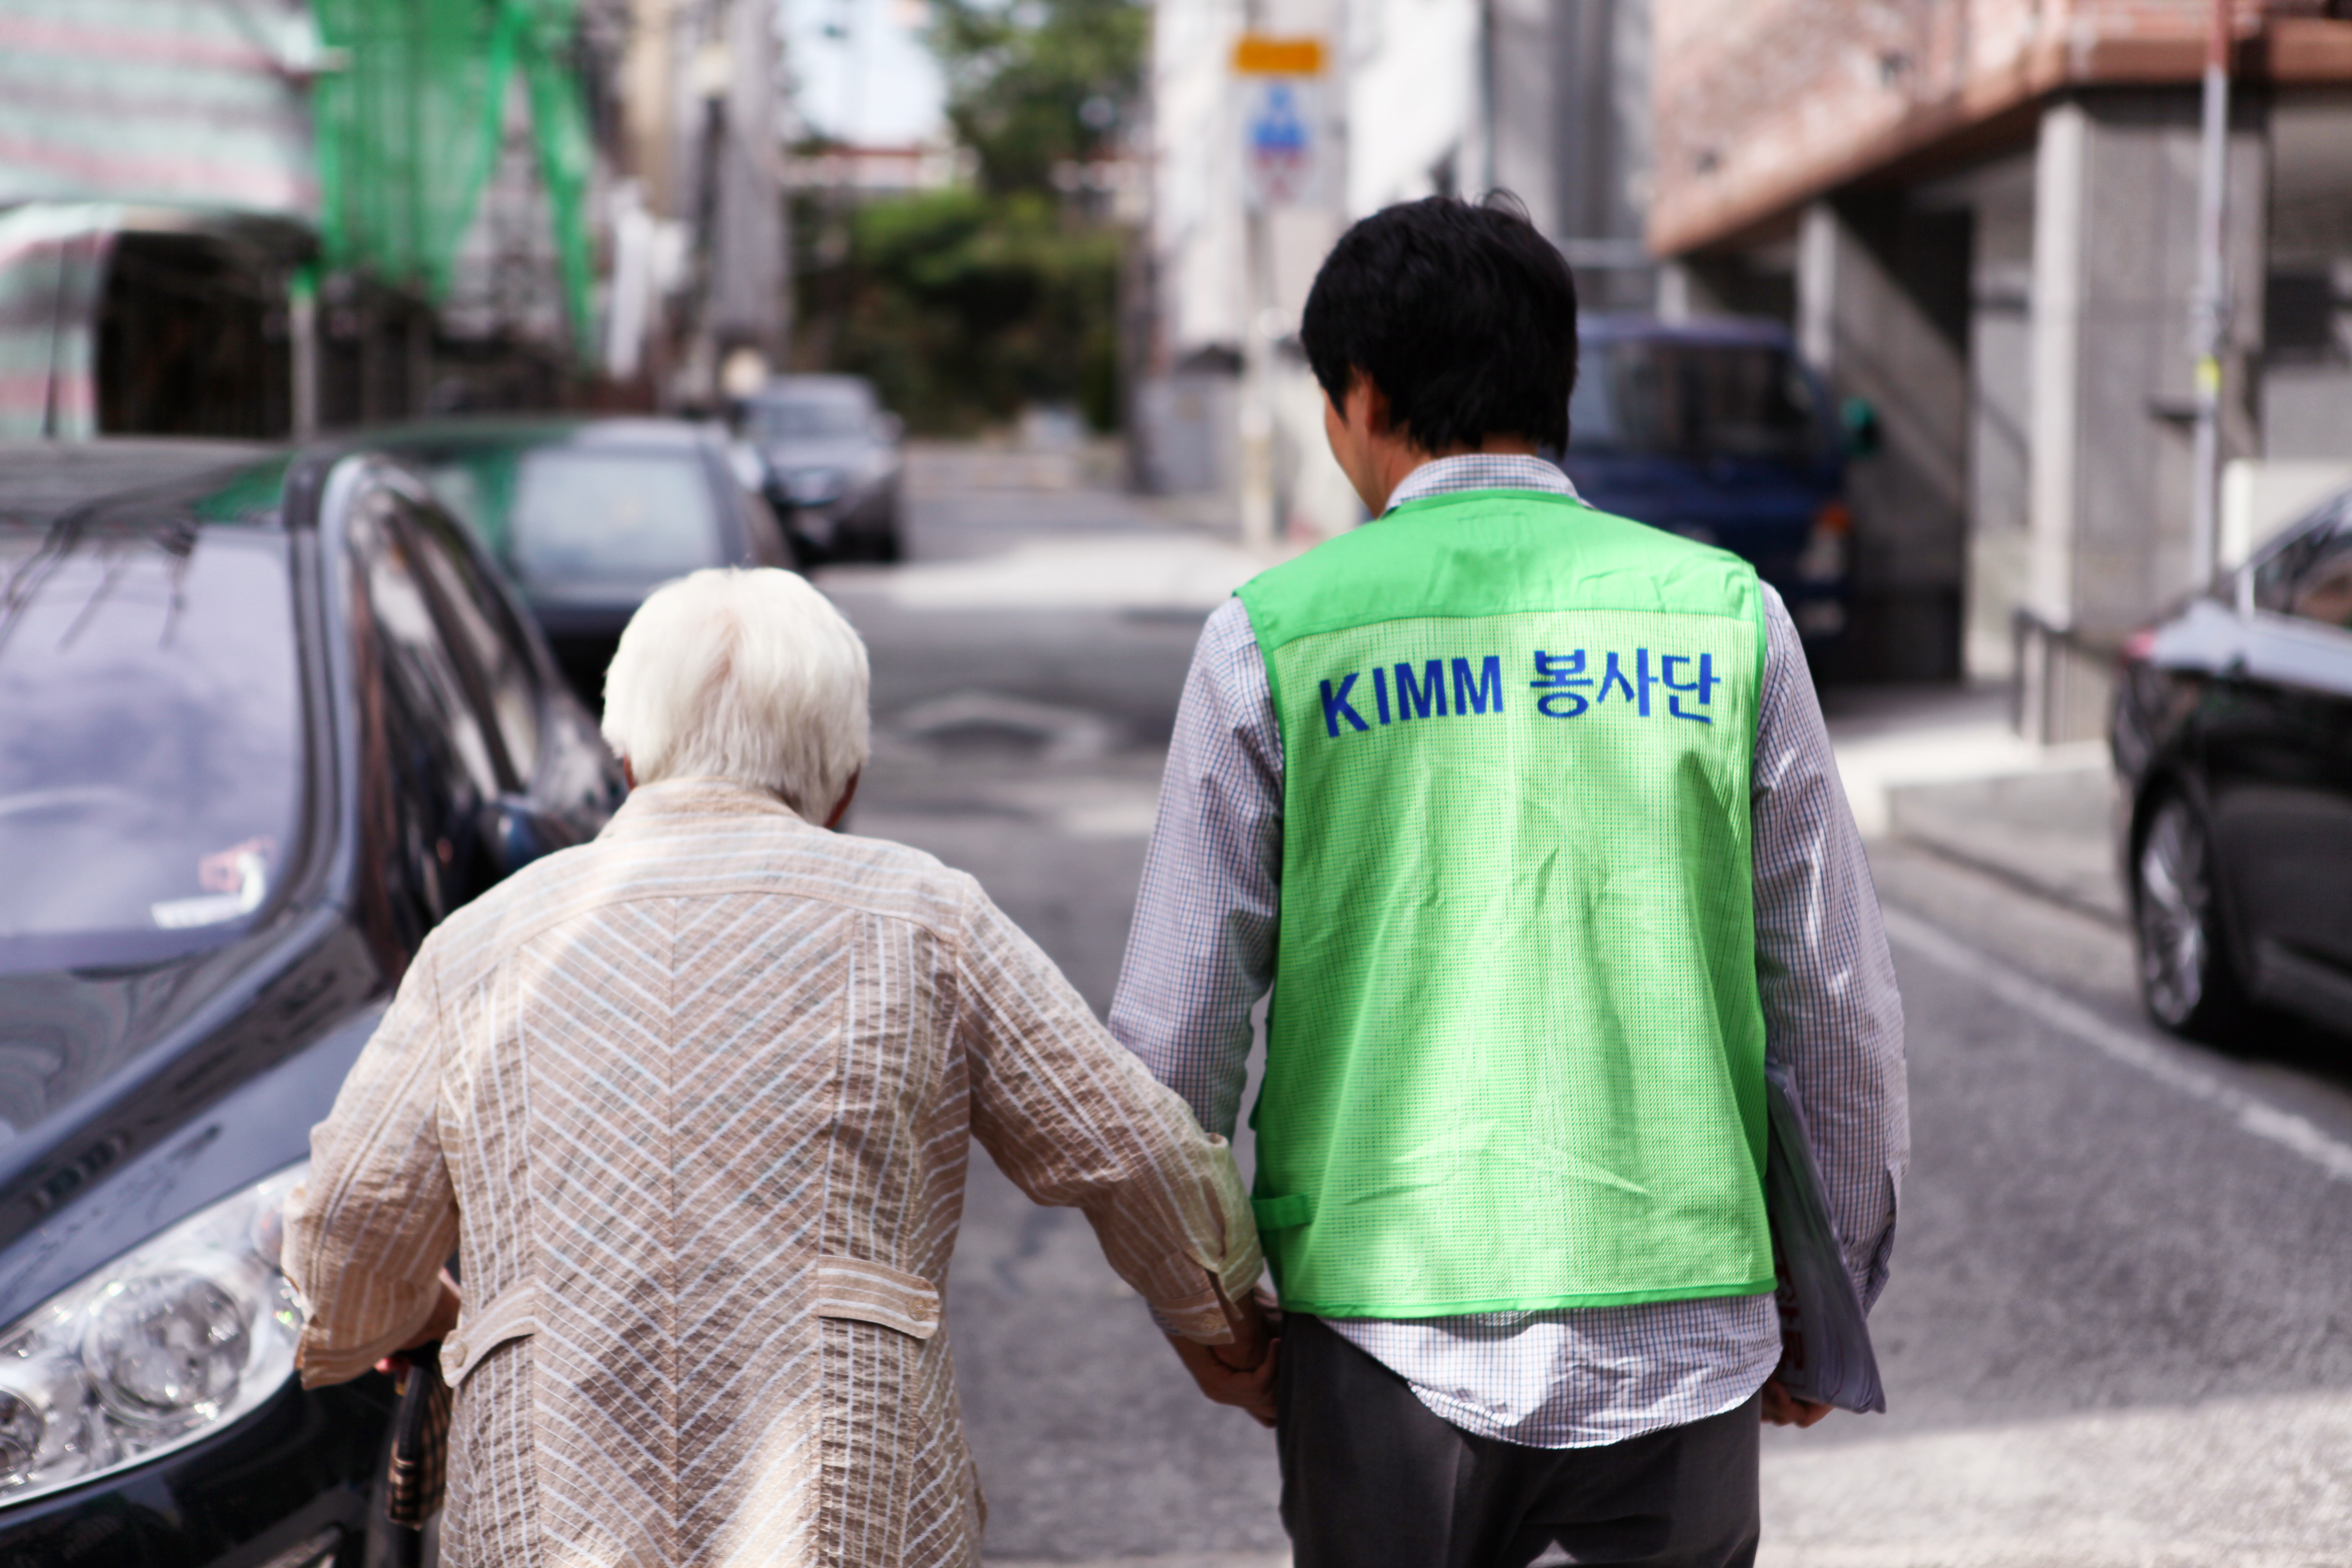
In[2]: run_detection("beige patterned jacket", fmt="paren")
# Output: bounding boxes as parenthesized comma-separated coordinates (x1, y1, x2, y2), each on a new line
(283, 778, 1262, 1568)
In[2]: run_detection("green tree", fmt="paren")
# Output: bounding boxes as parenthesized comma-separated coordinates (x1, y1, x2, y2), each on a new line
(792, 0, 1141, 432)
(799, 186, 1119, 433)
(929, 0, 1145, 195)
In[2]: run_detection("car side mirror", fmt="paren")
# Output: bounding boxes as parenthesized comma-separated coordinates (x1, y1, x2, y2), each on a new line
(872, 411, 904, 443)
(1841, 397, 1880, 459)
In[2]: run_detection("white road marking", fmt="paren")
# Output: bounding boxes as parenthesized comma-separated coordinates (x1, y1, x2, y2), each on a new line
(1881, 904, 2352, 1184)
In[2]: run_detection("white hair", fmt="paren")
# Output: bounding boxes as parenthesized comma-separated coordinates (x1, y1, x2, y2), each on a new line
(601, 567, 871, 818)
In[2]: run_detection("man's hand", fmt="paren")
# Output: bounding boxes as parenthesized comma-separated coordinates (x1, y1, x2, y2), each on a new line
(1166, 1288, 1280, 1427)
(375, 1270, 462, 1380)
(1213, 1285, 1277, 1373)
(1760, 1377, 1832, 1428)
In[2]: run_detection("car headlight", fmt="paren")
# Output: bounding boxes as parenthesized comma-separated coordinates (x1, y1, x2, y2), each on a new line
(0, 1163, 305, 1508)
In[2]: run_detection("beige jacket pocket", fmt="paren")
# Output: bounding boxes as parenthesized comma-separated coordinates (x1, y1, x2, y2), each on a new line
(813, 1256, 941, 1341)
(441, 1280, 541, 1386)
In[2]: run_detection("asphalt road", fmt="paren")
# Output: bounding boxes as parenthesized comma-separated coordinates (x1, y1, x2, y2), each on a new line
(816, 446, 2352, 1568)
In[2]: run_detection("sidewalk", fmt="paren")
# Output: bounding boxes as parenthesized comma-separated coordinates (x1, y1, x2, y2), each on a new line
(1824, 684, 2123, 926)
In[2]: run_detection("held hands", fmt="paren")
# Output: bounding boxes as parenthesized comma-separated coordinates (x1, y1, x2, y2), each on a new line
(1166, 1284, 1281, 1428)
(1759, 1376, 1832, 1428)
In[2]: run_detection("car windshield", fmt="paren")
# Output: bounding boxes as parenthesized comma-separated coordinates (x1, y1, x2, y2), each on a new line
(426, 447, 723, 586)
(1569, 340, 1827, 463)
(0, 518, 302, 973)
(754, 399, 868, 441)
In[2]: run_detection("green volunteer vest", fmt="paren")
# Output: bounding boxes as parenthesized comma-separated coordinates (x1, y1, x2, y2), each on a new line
(1235, 487, 1775, 1318)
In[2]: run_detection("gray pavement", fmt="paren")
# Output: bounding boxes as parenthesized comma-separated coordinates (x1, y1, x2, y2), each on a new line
(817, 447, 2352, 1568)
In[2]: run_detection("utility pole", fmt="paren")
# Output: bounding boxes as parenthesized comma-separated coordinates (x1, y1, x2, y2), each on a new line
(1232, 28, 1326, 553)
(1237, 5, 1277, 554)
(2188, 0, 2231, 586)
(1240, 212, 1277, 552)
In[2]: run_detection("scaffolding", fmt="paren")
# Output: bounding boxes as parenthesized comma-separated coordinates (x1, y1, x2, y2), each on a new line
(309, 0, 596, 356)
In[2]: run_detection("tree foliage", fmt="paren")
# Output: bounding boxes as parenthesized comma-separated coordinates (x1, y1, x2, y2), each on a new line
(793, 0, 1142, 433)
(798, 187, 1119, 434)
(928, 0, 1145, 195)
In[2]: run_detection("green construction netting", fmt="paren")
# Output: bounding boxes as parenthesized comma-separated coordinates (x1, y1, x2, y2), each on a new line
(309, 0, 593, 360)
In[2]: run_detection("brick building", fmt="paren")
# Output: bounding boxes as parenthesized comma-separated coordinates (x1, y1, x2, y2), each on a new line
(1648, 0, 2352, 723)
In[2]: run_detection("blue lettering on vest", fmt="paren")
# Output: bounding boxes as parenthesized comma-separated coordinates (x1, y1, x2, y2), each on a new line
(1596, 649, 1655, 717)
(1325, 650, 1669, 738)
(1320, 674, 1369, 737)
(1531, 649, 1594, 718)
(1452, 655, 1504, 715)
(1394, 660, 1446, 720)
(1661, 652, 1717, 723)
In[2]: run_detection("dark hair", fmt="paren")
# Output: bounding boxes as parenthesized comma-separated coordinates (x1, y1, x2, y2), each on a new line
(1299, 192, 1578, 453)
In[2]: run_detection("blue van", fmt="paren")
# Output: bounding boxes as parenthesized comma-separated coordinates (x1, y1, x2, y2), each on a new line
(1548, 315, 1867, 644)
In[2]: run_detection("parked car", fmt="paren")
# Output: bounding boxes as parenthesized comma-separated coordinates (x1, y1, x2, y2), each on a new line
(1546, 315, 1868, 643)
(0, 439, 622, 1563)
(377, 417, 795, 701)
(2112, 483, 2352, 1044)
(738, 375, 905, 564)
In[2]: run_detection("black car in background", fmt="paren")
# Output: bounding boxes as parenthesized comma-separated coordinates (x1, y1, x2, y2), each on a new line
(2113, 484, 2352, 1045)
(738, 376, 905, 564)
(0, 440, 621, 1563)
(380, 417, 794, 701)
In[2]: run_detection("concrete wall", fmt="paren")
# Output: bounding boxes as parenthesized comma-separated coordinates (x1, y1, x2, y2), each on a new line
(2012, 90, 2271, 739)
(1648, 0, 2352, 699)
(2262, 87, 2352, 464)
(1798, 193, 1973, 682)
(2027, 92, 2269, 643)
(1953, 154, 2037, 680)
(1548, 0, 1657, 311)
(1150, 0, 1248, 358)
(1342, 0, 1481, 211)
(1648, 0, 2352, 258)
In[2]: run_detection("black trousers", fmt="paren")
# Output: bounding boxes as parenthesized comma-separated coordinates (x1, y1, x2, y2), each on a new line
(1276, 1313, 1761, 1568)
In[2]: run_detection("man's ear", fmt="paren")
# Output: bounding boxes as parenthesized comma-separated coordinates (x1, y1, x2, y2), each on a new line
(1355, 374, 1393, 441)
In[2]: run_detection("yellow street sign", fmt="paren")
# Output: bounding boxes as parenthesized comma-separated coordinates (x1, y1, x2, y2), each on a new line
(1233, 35, 1324, 75)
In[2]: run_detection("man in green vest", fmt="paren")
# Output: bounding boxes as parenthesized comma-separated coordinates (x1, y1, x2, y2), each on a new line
(1109, 195, 1908, 1567)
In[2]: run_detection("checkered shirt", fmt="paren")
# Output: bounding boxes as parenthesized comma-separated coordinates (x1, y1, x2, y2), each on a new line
(1108, 453, 1909, 1449)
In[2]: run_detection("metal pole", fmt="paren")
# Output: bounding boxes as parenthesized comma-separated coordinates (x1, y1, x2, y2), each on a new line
(2187, 0, 2231, 586)
(1478, 0, 1496, 195)
(1236, 2, 1276, 552)
(289, 267, 319, 439)
(1239, 204, 1276, 551)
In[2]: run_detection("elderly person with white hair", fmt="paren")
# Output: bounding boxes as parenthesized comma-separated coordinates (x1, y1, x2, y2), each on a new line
(284, 568, 1269, 1568)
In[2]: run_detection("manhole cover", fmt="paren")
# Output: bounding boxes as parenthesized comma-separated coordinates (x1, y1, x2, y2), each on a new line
(891, 692, 1114, 761)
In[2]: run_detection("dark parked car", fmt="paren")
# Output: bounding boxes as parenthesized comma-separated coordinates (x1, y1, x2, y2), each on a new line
(1547, 316, 1866, 644)
(738, 375, 905, 564)
(0, 439, 622, 1563)
(379, 417, 794, 701)
(2113, 483, 2352, 1044)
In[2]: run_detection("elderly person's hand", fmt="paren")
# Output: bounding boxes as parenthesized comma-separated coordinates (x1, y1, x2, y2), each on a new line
(374, 1269, 462, 1379)
(1166, 1285, 1280, 1426)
